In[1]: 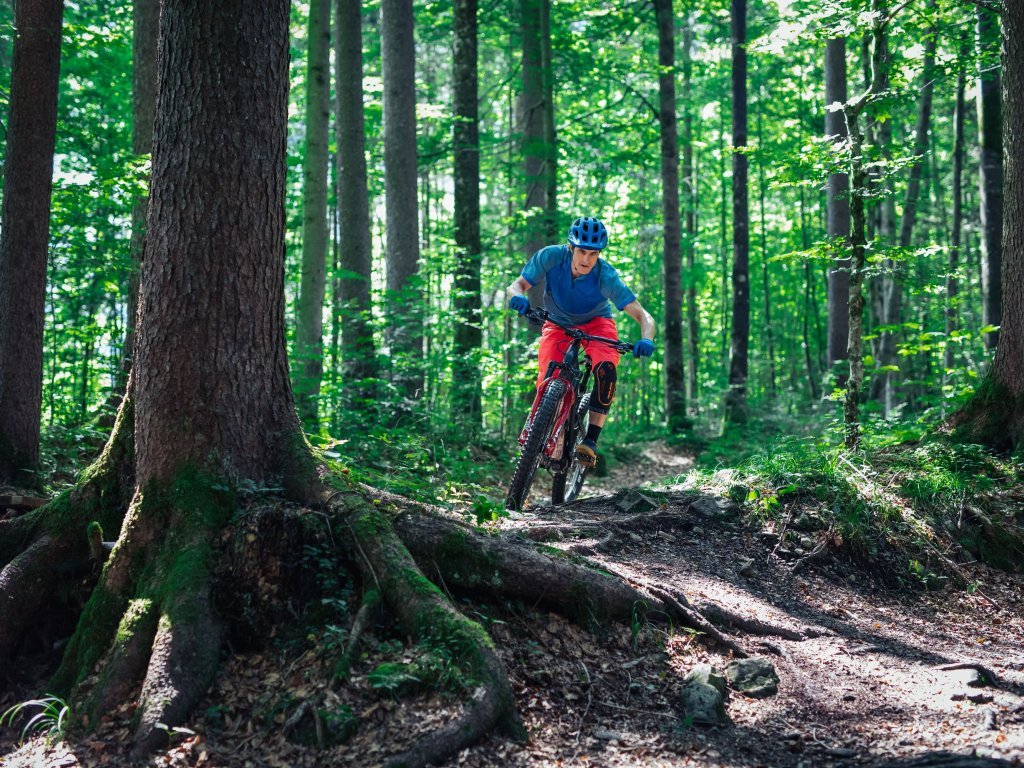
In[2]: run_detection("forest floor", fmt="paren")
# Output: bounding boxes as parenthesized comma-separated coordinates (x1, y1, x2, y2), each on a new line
(2, 441, 1023, 768)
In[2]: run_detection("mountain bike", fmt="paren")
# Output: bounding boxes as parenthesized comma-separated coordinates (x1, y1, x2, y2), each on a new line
(505, 307, 634, 511)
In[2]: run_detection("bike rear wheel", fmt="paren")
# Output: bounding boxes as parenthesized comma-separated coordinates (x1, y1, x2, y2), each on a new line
(506, 378, 567, 511)
(551, 393, 590, 505)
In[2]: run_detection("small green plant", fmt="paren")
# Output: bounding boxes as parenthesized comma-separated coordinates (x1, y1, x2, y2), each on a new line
(0, 695, 70, 744)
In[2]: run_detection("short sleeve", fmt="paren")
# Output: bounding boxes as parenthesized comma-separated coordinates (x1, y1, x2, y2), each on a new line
(600, 264, 636, 310)
(521, 245, 563, 286)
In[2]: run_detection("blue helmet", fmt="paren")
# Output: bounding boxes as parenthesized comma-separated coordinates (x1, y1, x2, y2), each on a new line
(567, 216, 609, 250)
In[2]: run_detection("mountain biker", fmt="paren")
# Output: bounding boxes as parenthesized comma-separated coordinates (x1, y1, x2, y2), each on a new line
(506, 216, 656, 468)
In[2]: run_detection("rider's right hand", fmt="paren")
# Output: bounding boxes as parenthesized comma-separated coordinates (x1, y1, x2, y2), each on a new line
(509, 295, 529, 315)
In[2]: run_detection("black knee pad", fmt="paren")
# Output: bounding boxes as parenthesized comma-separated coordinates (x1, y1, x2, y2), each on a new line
(590, 361, 617, 415)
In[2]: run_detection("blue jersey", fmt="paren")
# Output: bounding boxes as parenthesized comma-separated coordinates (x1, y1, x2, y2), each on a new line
(521, 245, 637, 326)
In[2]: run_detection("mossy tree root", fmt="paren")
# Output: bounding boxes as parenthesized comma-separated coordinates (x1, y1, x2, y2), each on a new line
(392, 511, 749, 654)
(944, 377, 1024, 453)
(0, 533, 75, 661)
(0, 393, 135, 674)
(50, 471, 231, 755)
(323, 489, 521, 768)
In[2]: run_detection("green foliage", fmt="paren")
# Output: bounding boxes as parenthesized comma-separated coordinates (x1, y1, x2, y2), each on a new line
(0, 695, 70, 745)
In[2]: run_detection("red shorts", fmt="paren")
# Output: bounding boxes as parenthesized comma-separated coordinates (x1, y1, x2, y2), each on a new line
(537, 316, 620, 388)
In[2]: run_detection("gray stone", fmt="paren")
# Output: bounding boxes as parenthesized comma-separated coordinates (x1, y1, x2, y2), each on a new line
(678, 664, 729, 725)
(615, 490, 657, 514)
(725, 657, 780, 698)
(792, 512, 822, 531)
(738, 558, 755, 578)
(690, 497, 722, 518)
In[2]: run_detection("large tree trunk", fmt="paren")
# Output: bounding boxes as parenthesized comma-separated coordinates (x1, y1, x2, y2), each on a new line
(381, 0, 423, 396)
(949, 0, 1024, 449)
(452, 0, 483, 425)
(0, 0, 64, 486)
(132, 2, 301, 486)
(335, 0, 377, 393)
(294, 0, 332, 428)
(725, 0, 749, 424)
(825, 37, 851, 372)
(978, 6, 1003, 350)
(656, 0, 686, 431)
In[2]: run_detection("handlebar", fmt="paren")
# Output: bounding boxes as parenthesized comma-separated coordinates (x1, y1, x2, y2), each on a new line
(523, 307, 636, 354)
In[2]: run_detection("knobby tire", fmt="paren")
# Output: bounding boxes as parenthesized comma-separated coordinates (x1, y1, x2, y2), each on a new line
(551, 393, 590, 505)
(506, 378, 567, 511)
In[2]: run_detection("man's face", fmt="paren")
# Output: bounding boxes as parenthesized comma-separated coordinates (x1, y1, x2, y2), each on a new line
(571, 247, 600, 276)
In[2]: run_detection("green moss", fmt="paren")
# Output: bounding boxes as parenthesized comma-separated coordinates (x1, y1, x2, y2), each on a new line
(51, 581, 130, 695)
(433, 530, 501, 588)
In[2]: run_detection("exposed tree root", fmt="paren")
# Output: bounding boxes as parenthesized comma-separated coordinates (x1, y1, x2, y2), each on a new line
(0, 533, 74, 662)
(0, 397, 134, 676)
(132, 587, 224, 756)
(318, 487, 522, 768)
(692, 600, 815, 641)
(392, 508, 757, 656)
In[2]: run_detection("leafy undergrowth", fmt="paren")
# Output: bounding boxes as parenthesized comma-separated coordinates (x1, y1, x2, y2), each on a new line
(672, 432, 1024, 587)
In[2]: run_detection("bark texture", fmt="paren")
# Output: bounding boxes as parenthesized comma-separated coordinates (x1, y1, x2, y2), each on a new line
(122, 0, 158, 386)
(335, 0, 377, 390)
(948, 1, 1024, 450)
(0, 0, 64, 485)
(656, 0, 686, 431)
(134, 0, 300, 486)
(294, 0, 333, 427)
(452, 0, 483, 425)
(978, 7, 1003, 349)
(825, 37, 851, 369)
(725, 0, 750, 424)
(946, 50, 966, 374)
(381, 0, 423, 394)
(519, 0, 547, 305)
(682, 22, 699, 409)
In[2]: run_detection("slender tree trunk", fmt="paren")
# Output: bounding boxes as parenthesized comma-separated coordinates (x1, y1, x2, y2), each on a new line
(381, 0, 422, 397)
(519, 0, 546, 304)
(121, 0, 158, 390)
(872, 24, 935, 415)
(0, 0, 64, 486)
(335, 0, 377, 393)
(539, 0, 557, 243)
(682, 20, 699, 410)
(843, 0, 889, 448)
(946, 49, 966, 376)
(655, 0, 686, 431)
(978, 6, 1003, 350)
(452, 0, 483, 426)
(825, 37, 851, 372)
(294, 0, 332, 428)
(725, 0, 749, 424)
(756, 90, 775, 398)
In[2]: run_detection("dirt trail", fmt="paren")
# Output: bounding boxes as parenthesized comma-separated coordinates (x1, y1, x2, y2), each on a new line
(478, 489, 1024, 767)
(2, 448, 1022, 768)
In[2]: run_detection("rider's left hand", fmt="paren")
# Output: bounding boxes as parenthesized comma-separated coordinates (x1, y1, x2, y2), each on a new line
(633, 339, 655, 358)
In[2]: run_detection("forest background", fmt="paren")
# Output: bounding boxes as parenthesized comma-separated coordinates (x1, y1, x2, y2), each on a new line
(0, 0, 1015, 504)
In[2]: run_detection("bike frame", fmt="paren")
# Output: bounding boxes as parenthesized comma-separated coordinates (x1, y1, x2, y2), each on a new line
(519, 308, 632, 469)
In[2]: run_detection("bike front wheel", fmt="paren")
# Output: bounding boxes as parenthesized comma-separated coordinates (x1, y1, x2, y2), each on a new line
(506, 378, 567, 511)
(551, 393, 590, 505)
